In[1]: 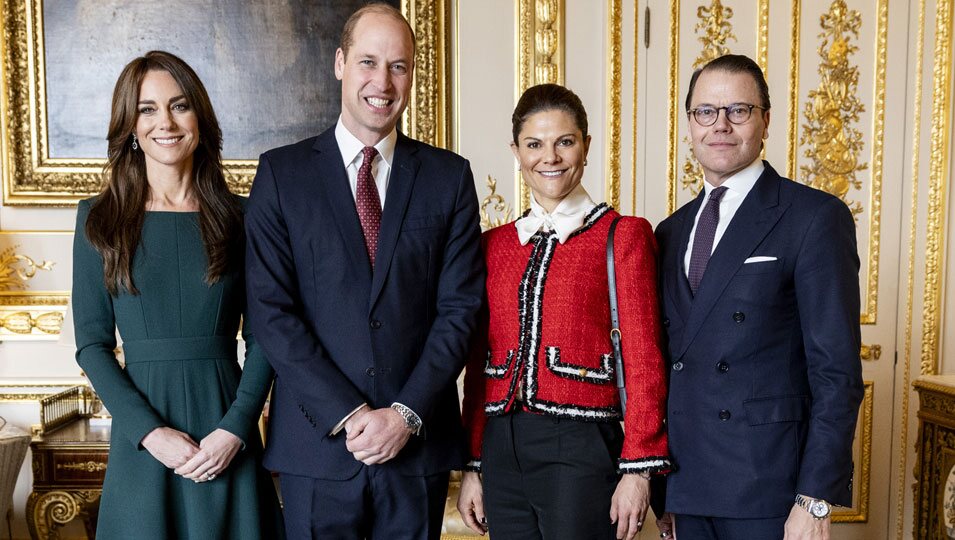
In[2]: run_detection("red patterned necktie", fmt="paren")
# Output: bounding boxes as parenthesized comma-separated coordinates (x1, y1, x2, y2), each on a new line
(687, 186, 728, 294)
(356, 146, 381, 267)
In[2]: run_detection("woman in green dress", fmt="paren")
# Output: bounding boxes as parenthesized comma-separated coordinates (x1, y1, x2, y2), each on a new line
(72, 51, 284, 539)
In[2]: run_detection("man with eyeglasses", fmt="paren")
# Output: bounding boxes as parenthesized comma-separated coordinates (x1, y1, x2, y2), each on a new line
(652, 54, 863, 540)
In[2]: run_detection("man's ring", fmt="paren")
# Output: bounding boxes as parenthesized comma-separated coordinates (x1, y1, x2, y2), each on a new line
(637, 521, 643, 527)
(208, 473, 216, 480)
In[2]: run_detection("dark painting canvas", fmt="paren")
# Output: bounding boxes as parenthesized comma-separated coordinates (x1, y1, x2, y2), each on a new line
(42, 0, 399, 160)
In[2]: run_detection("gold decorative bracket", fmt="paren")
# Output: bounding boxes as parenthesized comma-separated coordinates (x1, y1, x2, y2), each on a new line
(860, 343, 881, 361)
(0, 245, 54, 291)
(480, 176, 513, 231)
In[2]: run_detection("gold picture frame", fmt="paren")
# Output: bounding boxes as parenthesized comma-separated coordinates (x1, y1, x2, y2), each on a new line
(0, 0, 451, 206)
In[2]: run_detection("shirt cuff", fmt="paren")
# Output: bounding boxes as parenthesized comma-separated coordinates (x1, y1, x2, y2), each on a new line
(328, 403, 368, 436)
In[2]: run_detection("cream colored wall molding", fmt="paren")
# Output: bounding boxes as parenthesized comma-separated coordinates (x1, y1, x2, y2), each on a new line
(897, 0, 926, 536)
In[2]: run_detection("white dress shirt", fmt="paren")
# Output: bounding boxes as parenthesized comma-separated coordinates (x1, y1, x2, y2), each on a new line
(334, 117, 397, 208)
(684, 158, 764, 277)
(515, 183, 598, 245)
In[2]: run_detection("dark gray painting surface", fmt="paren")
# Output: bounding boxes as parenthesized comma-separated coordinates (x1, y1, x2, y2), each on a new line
(43, 0, 398, 160)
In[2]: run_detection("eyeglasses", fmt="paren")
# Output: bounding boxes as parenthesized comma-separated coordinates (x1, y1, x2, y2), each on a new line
(687, 103, 767, 126)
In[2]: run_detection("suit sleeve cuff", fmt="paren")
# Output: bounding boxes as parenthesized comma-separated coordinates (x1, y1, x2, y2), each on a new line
(618, 456, 672, 475)
(329, 403, 368, 436)
(463, 459, 482, 473)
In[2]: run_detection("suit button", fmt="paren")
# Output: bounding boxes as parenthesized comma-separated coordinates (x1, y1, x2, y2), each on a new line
(663, 318, 670, 327)
(672, 361, 684, 372)
(719, 409, 731, 420)
(370, 320, 382, 329)
(717, 361, 729, 373)
(733, 311, 745, 323)
(366, 367, 376, 376)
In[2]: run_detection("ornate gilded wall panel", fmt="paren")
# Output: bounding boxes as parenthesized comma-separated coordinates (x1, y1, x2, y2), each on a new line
(667, 0, 889, 326)
(0, 0, 451, 206)
(402, 0, 453, 150)
(606, 0, 623, 210)
(680, 0, 737, 196)
(796, 0, 887, 325)
(787, 0, 802, 181)
(0, 231, 71, 340)
(666, 0, 770, 214)
(920, 0, 954, 375)
(515, 0, 565, 211)
(800, 1, 868, 216)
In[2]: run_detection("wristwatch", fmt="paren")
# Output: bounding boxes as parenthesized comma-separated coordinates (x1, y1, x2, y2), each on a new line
(794, 494, 831, 520)
(390, 402, 422, 433)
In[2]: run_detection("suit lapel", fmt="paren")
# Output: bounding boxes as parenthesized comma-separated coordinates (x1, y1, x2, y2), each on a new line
(676, 164, 789, 359)
(369, 134, 419, 308)
(311, 131, 372, 283)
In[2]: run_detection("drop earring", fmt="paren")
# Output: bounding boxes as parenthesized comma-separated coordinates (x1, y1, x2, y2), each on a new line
(131, 134, 139, 151)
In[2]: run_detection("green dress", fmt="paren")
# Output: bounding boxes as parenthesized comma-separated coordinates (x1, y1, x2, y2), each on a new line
(72, 198, 285, 540)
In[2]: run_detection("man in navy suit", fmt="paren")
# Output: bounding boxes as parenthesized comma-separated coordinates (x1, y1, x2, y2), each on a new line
(653, 54, 863, 540)
(244, 4, 484, 539)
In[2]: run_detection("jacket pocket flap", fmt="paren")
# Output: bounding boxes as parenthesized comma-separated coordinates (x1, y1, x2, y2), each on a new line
(743, 395, 809, 425)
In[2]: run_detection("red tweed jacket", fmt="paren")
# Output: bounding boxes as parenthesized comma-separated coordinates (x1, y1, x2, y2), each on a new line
(461, 205, 670, 474)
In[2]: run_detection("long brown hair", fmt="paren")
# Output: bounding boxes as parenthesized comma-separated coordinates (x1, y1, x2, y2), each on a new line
(86, 50, 241, 296)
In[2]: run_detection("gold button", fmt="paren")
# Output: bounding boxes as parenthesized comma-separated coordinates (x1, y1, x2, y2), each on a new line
(579, 368, 588, 377)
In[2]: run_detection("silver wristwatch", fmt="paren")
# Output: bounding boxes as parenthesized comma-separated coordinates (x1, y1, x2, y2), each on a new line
(390, 402, 422, 433)
(794, 494, 831, 520)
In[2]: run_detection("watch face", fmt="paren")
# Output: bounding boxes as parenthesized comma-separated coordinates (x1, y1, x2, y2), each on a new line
(810, 500, 830, 518)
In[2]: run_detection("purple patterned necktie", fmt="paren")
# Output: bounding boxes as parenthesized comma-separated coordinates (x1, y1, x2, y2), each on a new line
(687, 186, 728, 294)
(355, 146, 381, 267)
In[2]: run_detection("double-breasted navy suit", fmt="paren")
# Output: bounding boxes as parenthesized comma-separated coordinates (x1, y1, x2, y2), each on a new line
(244, 127, 484, 481)
(654, 162, 863, 518)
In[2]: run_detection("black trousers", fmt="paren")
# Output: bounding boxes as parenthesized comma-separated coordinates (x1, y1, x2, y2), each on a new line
(279, 466, 449, 540)
(674, 514, 788, 540)
(482, 409, 624, 540)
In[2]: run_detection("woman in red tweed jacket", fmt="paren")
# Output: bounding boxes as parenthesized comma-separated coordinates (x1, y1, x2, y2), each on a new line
(457, 84, 670, 540)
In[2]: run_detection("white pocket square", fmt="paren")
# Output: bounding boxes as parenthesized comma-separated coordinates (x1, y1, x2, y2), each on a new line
(744, 256, 778, 264)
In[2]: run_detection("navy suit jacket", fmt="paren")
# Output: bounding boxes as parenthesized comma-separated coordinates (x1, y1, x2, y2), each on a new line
(654, 162, 863, 518)
(245, 127, 485, 480)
